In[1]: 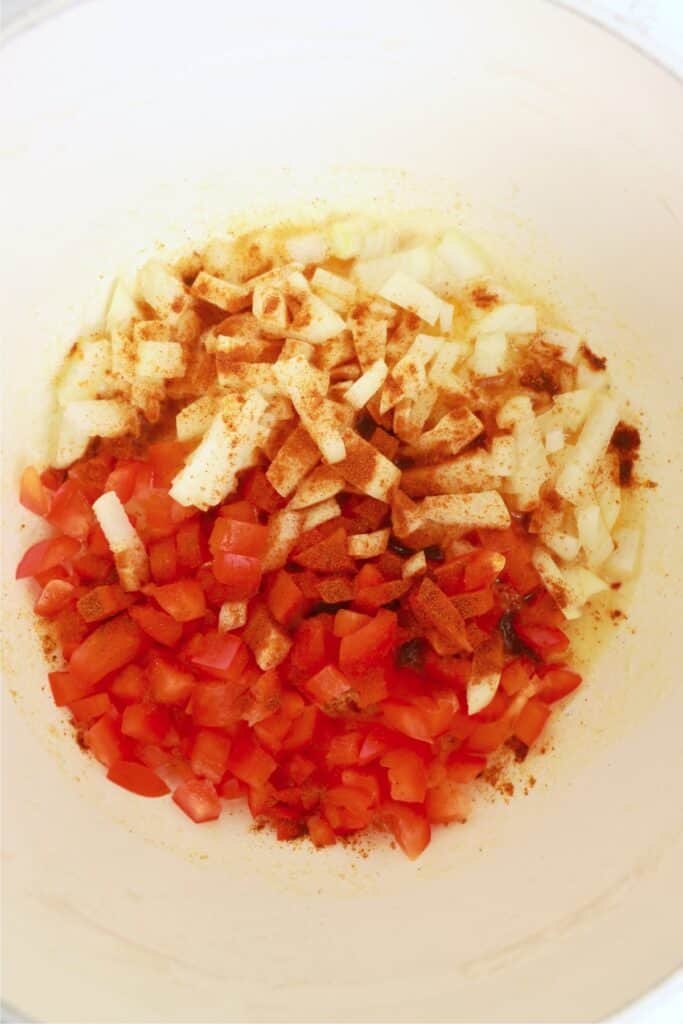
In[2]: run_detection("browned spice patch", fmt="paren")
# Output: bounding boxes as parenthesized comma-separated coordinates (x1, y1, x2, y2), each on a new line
(506, 736, 529, 762)
(470, 285, 499, 309)
(580, 343, 607, 370)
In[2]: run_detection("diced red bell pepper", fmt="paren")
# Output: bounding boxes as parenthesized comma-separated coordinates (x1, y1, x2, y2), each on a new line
(84, 714, 130, 768)
(46, 480, 94, 541)
(241, 468, 284, 512)
(175, 519, 204, 570)
(19, 465, 51, 517)
(68, 453, 114, 503)
(212, 552, 262, 600)
(149, 537, 178, 584)
(16, 535, 81, 580)
(109, 664, 147, 703)
(34, 579, 76, 618)
(354, 579, 412, 612)
(148, 440, 193, 489)
(105, 460, 144, 504)
(218, 499, 259, 523)
(69, 614, 143, 686)
(305, 664, 352, 705)
(322, 785, 373, 831)
(333, 609, 372, 637)
(463, 549, 505, 591)
(121, 703, 172, 745)
(188, 631, 249, 682)
(292, 528, 354, 574)
(539, 666, 582, 703)
(173, 778, 221, 822)
(267, 571, 306, 628)
(290, 617, 331, 678)
(339, 609, 397, 676)
(326, 731, 362, 767)
(209, 518, 268, 559)
(514, 622, 569, 656)
(317, 576, 354, 605)
(190, 729, 232, 783)
(191, 682, 241, 728)
(55, 604, 90, 659)
(411, 578, 470, 654)
(76, 584, 134, 623)
(514, 698, 551, 747)
(148, 656, 196, 705)
(148, 579, 206, 622)
(307, 814, 336, 847)
(107, 760, 170, 797)
(129, 604, 183, 647)
(228, 733, 277, 788)
(446, 752, 487, 783)
(381, 701, 432, 743)
(68, 692, 115, 724)
(500, 657, 534, 696)
(381, 749, 427, 802)
(381, 802, 431, 860)
(279, 705, 317, 752)
(425, 779, 470, 825)
(49, 669, 95, 707)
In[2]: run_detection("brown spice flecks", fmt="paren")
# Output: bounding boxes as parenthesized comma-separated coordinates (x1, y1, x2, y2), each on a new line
(506, 736, 529, 762)
(470, 285, 499, 309)
(610, 422, 641, 453)
(619, 459, 634, 486)
(610, 582, 622, 591)
(580, 343, 607, 370)
(610, 608, 626, 621)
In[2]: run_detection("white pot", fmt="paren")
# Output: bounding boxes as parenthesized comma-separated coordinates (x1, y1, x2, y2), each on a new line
(2, 2, 682, 1021)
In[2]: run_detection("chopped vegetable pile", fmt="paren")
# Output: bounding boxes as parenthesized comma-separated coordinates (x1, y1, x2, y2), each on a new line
(16, 216, 642, 857)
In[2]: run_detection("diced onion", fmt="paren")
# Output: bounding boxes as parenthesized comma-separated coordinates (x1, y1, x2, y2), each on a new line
(347, 529, 390, 559)
(379, 272, 443, 325)
(343, 359, 388, 410)
(218, 601, 248, 632)
(137, 260, 186, 319)
(555, 395, 620, 505)
(176, 396, 217, 442)
(285, 232, 329, 264)
(136, 341, 185, 380)
(402, 550, 427, 578)
(170, 391, 267, 510)
(436, 229, 488, 282)
(603, 526, 641, 581)
(471, 331, 508, 377)
(92, 491, 149, 591)
(421, 492, 511, 530)
(476, 303, 537, 335)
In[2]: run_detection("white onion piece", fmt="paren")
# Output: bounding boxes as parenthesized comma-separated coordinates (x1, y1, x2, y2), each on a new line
(603, 527, 641, 581)
(218, 601, 248, 632)
(379, 272, 443, 325)
(343, 359, 388, 410)
(436, 229, 488, 282)
(92, 491, 149, 592)
(471, 331, 508, 377)
(170, 391, 267, 510)
(285, 232, 329, 264)
(56, 339, 113, 405)
(137, 260, 186, 319)
(477, 303, 537, 335)
(555, 395, 620, 504)
(176, 396, 217, 442)
(543, 327, 582, 364)
(136, 341, 185, 379)
(347, 529, 390, 559)
(402, 551, 427, 578)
